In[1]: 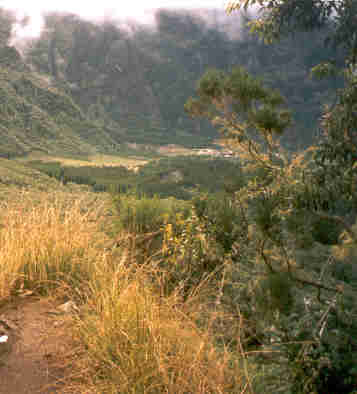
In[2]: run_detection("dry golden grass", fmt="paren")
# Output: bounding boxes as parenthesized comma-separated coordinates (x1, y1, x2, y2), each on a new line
(0, 189, 108, 300)
(68, 256, 245, 394)
(17, 152, 149, 169)
(0, 189, 247, 393)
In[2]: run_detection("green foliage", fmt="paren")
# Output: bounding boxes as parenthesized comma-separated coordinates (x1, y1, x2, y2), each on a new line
(27, 156, 244, 199)
(311, 62, 339, 80)
(134, 156, 244, 199)
(185, 37, 357, 391)
(112, 193, 190, 235)
(1, 2, 357, 390)
(0, 50, 120, 158)
(193, 192, 247, 253)
(228, 1, 357, 64)
(162, 208, 226, 296)
(311, 216, 343, 245)
(186, 66, 292, 159)
(255, 272, 294, 316)
(31, 162, 113, 192)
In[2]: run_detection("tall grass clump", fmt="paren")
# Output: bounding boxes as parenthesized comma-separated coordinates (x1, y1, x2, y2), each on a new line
(70, 254, 246, 394)
(0, 190, 105, 300)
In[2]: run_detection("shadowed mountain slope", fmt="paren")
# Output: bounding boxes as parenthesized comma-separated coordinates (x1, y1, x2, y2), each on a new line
(0, 45, 121, 159)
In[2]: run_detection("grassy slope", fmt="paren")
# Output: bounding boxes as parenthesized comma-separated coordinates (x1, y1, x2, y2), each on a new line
(0, 180, 246, 393)
(0, 46, 121, 159)
(0, 158, 100, 202)
(0, 158, 60, 190)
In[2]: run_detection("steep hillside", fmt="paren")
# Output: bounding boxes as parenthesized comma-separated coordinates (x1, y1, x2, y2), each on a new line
(0, 7, 345, 159)
(0, 158, 64, 195)
(0, 45, 121, 158)
(24, 13, 214, 147)
(24, 10, 345, 150)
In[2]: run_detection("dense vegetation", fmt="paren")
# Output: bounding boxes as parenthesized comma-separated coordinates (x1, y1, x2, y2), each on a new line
(27, 155, 243, 198)
(0, 1, 356, 393)
(182, 1, 357, 392)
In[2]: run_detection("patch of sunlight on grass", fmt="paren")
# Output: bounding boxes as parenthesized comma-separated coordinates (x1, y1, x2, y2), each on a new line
(0, 190, 109, 300)
(17, 153, 149, 170)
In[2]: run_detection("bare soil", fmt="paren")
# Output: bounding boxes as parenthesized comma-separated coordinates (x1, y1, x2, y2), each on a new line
(0, 297, 74, 393)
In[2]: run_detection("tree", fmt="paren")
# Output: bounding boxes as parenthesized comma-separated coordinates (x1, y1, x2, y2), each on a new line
(184, 2, 357, 392)
(227, 0, 357, 65)
(185, 66, 292, 161)
(225, 0, 357, 220)
(226, 1, 357, 216)
(185, 63, 357, 392)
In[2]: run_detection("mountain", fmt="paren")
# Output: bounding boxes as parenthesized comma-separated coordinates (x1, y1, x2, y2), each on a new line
(23, 12, 215, 148)
(23, 9, 344, 151)
(0, 7, 346, 160)
(0, 45, 122, 159)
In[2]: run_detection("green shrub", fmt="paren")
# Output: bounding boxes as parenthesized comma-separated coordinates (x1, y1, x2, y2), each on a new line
(193, 192, 247, 254)
(312, 216, 343, 245)
(113, 193, 190, 234)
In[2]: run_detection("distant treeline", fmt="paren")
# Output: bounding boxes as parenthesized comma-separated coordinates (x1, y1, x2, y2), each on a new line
(27, 156, 244, 199)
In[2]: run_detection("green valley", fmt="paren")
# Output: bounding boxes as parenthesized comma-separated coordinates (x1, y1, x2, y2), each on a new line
(0, 2, 356, 393)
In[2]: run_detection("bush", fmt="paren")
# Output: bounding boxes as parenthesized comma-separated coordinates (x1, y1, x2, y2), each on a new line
(311, 216, 343, 245)
(113, 193, 190, 234)
(193, 192, 248, 254)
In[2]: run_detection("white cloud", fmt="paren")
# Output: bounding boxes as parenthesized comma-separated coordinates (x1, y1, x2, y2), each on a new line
(1, 0, 229, 39)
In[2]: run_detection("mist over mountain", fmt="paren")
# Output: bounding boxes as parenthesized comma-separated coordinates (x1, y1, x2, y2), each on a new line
(2, 1, 229, 41)
(0, 5, 345, 157)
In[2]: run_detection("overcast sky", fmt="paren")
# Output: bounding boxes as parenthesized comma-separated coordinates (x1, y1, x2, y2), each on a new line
(1, 0, 230, 39)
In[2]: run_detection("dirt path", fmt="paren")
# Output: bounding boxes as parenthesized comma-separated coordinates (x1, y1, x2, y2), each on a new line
(0, 297, 74, 393)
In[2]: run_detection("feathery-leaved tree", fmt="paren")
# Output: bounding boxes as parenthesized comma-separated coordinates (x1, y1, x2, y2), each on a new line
(184, 2, 357, 392)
